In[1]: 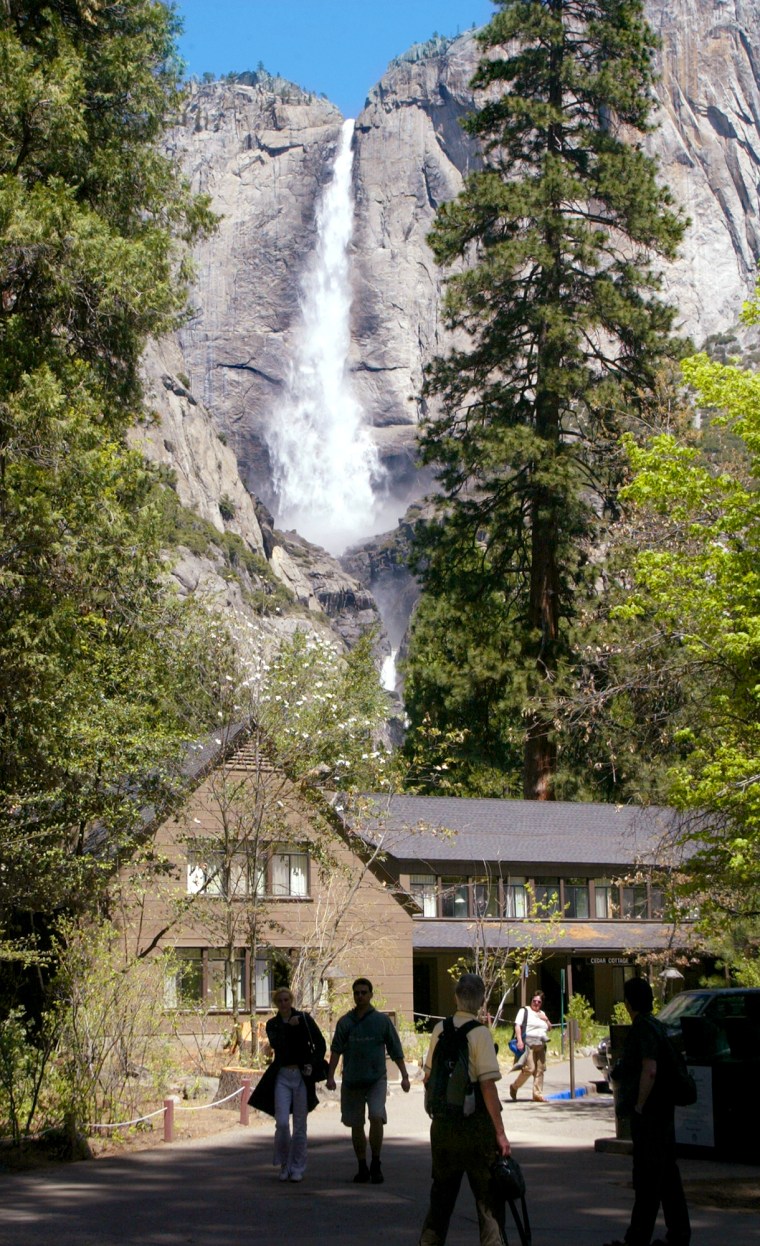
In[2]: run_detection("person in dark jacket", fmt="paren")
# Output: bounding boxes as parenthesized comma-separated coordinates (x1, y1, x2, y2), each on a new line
(258, 987, 326, 1183)
(606, 977, 691, 1246)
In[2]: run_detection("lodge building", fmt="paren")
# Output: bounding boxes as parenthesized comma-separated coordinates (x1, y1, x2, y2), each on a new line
(130, 730, 700, 1031)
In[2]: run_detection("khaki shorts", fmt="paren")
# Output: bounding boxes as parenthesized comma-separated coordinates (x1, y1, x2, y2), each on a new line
(340, 1077, 388, 1127)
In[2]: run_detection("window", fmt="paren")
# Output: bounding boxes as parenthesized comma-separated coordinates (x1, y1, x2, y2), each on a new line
(441, 877, 469, 918)
(208, 951, 246, 1009)
(473, 879, 499, 918)
(594, 878, 617, 919)
(270, 846, 308, 897)
(503, 878, 527, 918)
(621, 884, 648, 919)
(254, 955, 272, 1010)
(165, 949, 203, 1007)
(533, 877, 560, 915)
(187, 848, 248, 897)
(564, 878, 589, 919)
(410, 874, 437, 917)
(650, 886, 665, 918)
(166, 948, 248, 1010)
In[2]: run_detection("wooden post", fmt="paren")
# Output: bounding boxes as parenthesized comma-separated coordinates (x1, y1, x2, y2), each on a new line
(163, 1097, 175, 1144)
(240, 1078, 251, 1125)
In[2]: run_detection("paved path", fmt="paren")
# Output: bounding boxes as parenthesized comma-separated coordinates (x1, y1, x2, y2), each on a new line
(1, 1059, 758, 1246)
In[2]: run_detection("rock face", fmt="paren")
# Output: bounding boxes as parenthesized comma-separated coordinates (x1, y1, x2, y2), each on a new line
(139, 8, 760, 664)
(169, 77, 344, 511)
(646, 0, 760, 334)
(167, 6, 760, 530)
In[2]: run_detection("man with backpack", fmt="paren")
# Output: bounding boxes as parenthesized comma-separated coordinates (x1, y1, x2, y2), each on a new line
(605, 976, 691, 1246)
(419, 973, 511, 1246)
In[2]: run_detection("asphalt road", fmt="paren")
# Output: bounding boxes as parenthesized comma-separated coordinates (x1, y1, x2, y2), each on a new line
(1, 1058, 757, 1246)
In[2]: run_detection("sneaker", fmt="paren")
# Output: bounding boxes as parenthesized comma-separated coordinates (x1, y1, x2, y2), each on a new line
(289, 1173, 303, 1183)
(353, 1161, 370, 1183)
(279, 1166, 290, 1181)
(370, 1157, 384, 1185)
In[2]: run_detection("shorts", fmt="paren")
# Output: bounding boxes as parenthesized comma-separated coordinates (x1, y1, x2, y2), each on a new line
(340, 1077, 388, 1128)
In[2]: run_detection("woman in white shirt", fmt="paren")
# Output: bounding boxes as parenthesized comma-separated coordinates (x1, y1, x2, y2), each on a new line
(508, 990, 552, 1102)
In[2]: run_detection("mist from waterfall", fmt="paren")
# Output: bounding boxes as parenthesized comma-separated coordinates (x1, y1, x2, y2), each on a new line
(268, 118, 383, 555)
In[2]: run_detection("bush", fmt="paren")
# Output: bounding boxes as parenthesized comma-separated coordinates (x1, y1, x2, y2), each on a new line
(611, 1001, 631, 1026)
(566, 992, 597, 1046)
(218, 494, 236, 522)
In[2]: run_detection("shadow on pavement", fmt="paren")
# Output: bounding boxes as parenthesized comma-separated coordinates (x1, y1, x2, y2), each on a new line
(1, 1093, 758, 1246)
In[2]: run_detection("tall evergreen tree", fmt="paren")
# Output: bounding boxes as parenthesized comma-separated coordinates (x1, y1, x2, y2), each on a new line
(405, 0, 685, 799)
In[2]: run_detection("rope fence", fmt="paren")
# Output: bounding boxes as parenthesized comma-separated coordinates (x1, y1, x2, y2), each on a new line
(87, 1078, 253, 1144)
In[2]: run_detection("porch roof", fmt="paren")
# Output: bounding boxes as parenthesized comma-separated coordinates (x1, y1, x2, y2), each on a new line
(411, 919, 693, 954)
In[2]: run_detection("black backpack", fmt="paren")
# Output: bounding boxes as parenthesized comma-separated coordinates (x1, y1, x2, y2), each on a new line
(647, 1016, 697, 1107)
(425, 1017, 484, 1119)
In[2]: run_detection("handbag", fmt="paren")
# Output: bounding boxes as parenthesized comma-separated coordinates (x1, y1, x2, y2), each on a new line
(303, 1012, 328, 1081)
(509, 1007, 529, 1064)
(309, 1056, 329, 1083)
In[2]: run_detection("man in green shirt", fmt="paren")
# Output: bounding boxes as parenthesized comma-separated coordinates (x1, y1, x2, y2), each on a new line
(326, 976, 410, 1184)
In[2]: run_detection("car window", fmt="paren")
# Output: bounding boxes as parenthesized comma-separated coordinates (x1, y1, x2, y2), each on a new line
(658, 994, 710, 1025)
(705, 994, 748, 1021)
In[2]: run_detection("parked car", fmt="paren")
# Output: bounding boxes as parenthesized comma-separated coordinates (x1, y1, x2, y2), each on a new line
(592, 988, 760, 1085)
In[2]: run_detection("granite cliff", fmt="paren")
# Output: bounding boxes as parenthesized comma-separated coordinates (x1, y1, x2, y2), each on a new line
(136, 5, 760, 657)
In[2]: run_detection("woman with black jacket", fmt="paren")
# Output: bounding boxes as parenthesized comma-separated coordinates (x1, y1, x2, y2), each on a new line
(255, 986, 326, 1183)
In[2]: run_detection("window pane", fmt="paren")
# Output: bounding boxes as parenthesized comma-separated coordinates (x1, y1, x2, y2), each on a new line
(208, 952, 245, 1009)
(441, 877, 469, 918)
(533, 877, 560, 915)
(621, 885, 648, 918)
(271, 847, 309, 897)
(187, 849, 224, 896)
(504, 879, 526, 918)
(473, 880, 499, 917)
(650, 886, 664, 918)
(167, 949, 203, 1007)
(410, 874, 437, 917)
(289, 853, 308, 897)
(564, 879, 589, 919)
(594, 878, 617, 918)
(255, 956, 271, 1010)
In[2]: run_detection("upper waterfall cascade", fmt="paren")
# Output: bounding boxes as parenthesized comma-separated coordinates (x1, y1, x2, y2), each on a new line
(267, 119, 384, 556)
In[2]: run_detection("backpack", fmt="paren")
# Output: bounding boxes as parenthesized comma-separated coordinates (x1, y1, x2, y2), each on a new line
(508, 1007, 529, 1058)
(425, 1018, 483, 1120)
(647, 1016, 698, 1107)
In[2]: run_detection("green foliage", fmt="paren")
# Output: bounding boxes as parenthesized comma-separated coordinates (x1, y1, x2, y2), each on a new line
(0, 1008, 54, 1145)
(254, 629, 390, 790)
(406, 0, 685, 798)
(51, 921, 177, 1134)
(566, 992, 596, 1045)
(218, 493, 236, 522)
(609, 284, 760, 944)
(611, 1001, 631, 1026)
(0, 0, 223, 1010)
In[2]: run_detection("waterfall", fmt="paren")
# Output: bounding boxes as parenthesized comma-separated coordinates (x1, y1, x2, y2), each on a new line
(268, 119, 383, 555)
(381, 649, 398, 693)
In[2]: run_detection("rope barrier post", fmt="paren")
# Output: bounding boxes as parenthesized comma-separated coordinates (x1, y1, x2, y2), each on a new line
(163, 1097, 175, 1144)
(240, 1079, 251, 1126)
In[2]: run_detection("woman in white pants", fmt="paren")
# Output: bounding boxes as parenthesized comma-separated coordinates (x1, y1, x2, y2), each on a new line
(265, 987, 326, 1182)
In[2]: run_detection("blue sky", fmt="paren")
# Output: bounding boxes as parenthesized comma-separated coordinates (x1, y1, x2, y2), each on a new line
(175, 1, 495, 118)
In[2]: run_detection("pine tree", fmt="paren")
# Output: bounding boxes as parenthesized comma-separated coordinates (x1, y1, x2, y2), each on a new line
(406, 0, 685, 799)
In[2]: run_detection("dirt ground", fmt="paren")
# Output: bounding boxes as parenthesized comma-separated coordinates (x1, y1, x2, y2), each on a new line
(0, 1102, 266, 1173)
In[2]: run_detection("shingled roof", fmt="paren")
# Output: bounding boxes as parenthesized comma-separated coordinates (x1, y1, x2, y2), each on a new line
(356, 794, 685, 870)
